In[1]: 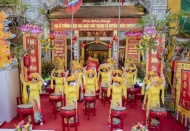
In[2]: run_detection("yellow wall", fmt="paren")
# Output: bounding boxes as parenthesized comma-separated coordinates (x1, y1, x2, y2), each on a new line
(168, 0, 181, 35)
(167, 0, 181, 82)
(168, 0, 181, 13)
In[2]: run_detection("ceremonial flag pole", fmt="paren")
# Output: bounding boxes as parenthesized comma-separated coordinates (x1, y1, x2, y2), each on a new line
(65, 0, 82, 68)
(70, 11, 73, 66)
(117, 0, 122, 67)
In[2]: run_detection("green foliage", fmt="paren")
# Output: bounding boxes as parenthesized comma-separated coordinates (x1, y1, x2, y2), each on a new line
(10, 43, 30, 68)
(136, 63, 146, 81)
(138, 11, 190, 52)
(137, 11, 190, 91)
(181, 42, 190, 50)
(0, 0, 20, 4)
(41, 60, 55, 79)
(11, 43, 26, 59)
(38, 8, 47, 15)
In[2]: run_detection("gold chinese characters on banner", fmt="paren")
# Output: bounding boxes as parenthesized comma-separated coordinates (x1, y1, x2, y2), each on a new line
(23, 34, 41, 80)
(52, 36, 67, 69)
(125, 36, 140, 64)
(146, 36, 165, 75)
(175, 63, 190, 126)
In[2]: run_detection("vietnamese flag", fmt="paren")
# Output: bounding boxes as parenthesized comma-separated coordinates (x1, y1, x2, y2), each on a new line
(65, 0, 82, 15)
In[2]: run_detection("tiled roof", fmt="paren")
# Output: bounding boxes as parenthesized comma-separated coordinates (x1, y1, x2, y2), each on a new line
(49, 5, 145, 19)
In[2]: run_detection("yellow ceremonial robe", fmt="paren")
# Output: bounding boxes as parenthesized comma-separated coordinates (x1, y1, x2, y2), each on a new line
(22, 81, 43, 123)
(84, 76, 98, 95)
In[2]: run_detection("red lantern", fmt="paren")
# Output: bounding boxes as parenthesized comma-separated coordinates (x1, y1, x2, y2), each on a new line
(136, 35, 141, 40)
(113, 35, 118, 41)
(72, 35, 77, 41)
(81, 43, 86, 48)
(113, 35, 118, 43)
(49, 34, 55, 40)
(72, 35, 77, 43)
(107, 43, 112, 48)
(23, 55, 30, 68)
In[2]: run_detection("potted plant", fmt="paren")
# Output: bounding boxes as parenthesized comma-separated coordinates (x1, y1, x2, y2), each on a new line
(41, 60, 55, 81)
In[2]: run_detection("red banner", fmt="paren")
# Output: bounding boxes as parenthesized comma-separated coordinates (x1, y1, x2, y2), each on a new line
(53, 36, 67, 62)
(51, 18, 140, 30)
(179, 70, 190, 110)
(171, 60, 179, 105)
(125, 37, 140, 62)
(146, 36, 164, 76)
(23, 34, 41, 80)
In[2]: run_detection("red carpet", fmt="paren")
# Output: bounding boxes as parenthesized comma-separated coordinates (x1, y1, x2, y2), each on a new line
(2, 96, 185, 131)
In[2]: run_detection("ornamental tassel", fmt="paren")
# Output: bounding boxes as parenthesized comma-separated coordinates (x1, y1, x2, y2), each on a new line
(176, 111, 179, 121)
(181, 114, 184, 124)
(184, 116, 188, 127)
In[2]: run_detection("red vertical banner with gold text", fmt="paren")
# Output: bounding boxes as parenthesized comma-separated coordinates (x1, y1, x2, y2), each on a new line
(125, 36, 140, 63)
(52, 36, 67, 69)
(179, 70, 190, 110)
(23, 34, 41, 81)
(175, 63, 190, 126)
(146, 36, 165, 76)
(171, 60, 179, 111)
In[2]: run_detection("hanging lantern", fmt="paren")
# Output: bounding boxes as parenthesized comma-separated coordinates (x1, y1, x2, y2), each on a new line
(81, 43, 86, 48)
(72, 35, 77, 41)
(136, 35, 141, 40)
(23, 55, 31, 68)
(113, 35, 118, 43)
(49, 34, 55, 40)
(107, 43, 112, 48)
(72, 35, 77, 43)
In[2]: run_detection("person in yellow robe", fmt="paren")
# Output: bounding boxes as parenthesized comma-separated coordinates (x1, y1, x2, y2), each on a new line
(55, 57, 66, 70)
(84, 68, 98, 94)
(83, 68, 98, 108)
(123, 65, 137, 88)
(98, 64, 112, 87)
(50, 69, 65, 109)
(98, 64, 112, 99)
(107, 57, 116, 68)
(74, 64, 84, 101)
(112, 69, 126, 105)
(112, 69, 123, 78)
(64, 75, 79, 124)
(141, 71, 157, 110)
(74, 64, 83, 88)
(112, 69, 127, 86)
(21, 73, 45, 125)
(146, 76, 165, 126)
(124, 57, 133, 67)
(71, 56, 80, 73)
(107, 77, 127, 124)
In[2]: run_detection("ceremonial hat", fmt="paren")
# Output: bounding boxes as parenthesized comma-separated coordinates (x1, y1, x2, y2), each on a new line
(86, 69, 95, 75)
(66, 76, 77, 82)
(153, 77, 162, 84)
(112, 77, 123, 84)
(113, 69, 122, 75)
(30, 73, 40, 80)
